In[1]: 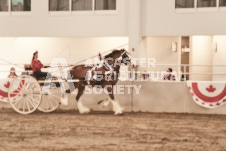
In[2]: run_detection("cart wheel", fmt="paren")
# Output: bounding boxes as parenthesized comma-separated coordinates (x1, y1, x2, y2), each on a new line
(8, 75, 41, 114)
(38, 86, 61, 112)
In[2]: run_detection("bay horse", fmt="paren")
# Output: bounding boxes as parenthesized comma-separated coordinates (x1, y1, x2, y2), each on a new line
(66, 49, 131, 115)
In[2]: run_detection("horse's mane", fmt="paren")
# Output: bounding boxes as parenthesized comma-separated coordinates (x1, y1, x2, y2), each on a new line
(104, 49, 125, 59)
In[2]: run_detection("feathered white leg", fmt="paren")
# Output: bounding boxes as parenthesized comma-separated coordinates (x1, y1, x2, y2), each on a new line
(77, 100, 90, 114)
(98, 97, 111, 107)
(111, 100, 124, 115)
(60, 94, 68, 106)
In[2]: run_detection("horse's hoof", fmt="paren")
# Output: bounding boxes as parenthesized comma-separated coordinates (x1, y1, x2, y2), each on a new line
(115, 112, 124, 116)
(79, 108, 91, 114)
(114, 110, 124, 115)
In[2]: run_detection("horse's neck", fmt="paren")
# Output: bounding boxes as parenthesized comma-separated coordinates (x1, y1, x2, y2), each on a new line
(104, 54, 122, 73)
(115, 64, 121, 73)
(109, 58, 121, 73)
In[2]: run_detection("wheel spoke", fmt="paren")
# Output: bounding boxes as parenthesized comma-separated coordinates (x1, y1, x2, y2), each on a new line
(11, 99, 20, 106)
(28, 96, 35, 108)
(40, 96, 49, 110)
(32, 88, 42, 95)
(18, 78, 27, 90)
(33, 97, 41, 105)
(27, 97, 36, 109)
(42, 97, 48, 109)
(16, 99, 23, 110)
(28, 81, 38, 90)
(46, 96, 52, 110)
(39, 91, 60, 112)
(9, 92, 23, 95)
(25, 81, 31, 90)
(49, 96, 59, 105)
(12, 98, 22, 108)
(48, 97, 56, 109)
(29, 95, 40, 106)
(51, 90, 63, 93)
(25, 98, 31, 112)
(9, 75, 41, 114)
(21, 78, 32, 91)
(49, 93, 61, 99)
(22, 99, 25, 112)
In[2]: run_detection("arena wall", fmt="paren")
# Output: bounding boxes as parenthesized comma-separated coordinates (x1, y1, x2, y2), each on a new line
(132, 81, 226, 115)
(1, 81, 226, 115)
(60, 81, 226, 115)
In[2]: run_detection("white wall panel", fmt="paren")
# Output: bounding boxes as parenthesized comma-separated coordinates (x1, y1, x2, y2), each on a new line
(143, 0, 226, 36)
(189, 36, 213, 80)
(212, 36, 226, 81)
(0, 0, 129, 37)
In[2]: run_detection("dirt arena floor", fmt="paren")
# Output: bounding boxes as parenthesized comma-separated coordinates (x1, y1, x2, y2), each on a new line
(0, 109, 226, 151)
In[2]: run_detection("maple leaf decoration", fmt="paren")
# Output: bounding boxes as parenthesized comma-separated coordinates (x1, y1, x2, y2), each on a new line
(4, 82, 10, 89)
(206, 85, 216, 93)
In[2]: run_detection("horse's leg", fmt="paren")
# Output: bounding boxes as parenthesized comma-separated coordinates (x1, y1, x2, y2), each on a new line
(107, 86, 124, 115)
(63, 82, 79, 105)
(65, 82, 78, 94)
(76, 83, 90, 114)
(60, 81, 71, 106)
(61, 81, 78, 105)
(97, 97, 111, 107)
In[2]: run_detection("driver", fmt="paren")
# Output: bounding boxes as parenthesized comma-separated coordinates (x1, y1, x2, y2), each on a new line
(31, 51, 51, 80)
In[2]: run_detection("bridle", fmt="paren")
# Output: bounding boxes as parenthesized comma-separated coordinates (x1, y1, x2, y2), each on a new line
(103, 50, 131, 71)
(86, 50, 131, 82)
(117, 50, 132, 62)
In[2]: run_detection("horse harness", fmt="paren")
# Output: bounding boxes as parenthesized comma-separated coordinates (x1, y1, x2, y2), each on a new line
(86, 50, 130, 84)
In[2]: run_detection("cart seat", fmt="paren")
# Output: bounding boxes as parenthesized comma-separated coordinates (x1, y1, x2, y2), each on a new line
(24, 64, 32, 70)
(22, 64, 33, 75)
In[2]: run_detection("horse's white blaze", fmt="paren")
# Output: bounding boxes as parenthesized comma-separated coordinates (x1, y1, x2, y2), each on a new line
(111, 99, 124, 115)
(77, 100, 90, 114)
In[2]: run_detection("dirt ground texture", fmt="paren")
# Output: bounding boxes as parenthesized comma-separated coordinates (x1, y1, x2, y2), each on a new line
(0, 109, 226, 151)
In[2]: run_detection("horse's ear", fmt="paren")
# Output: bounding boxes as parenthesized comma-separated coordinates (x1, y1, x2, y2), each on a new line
(120, 48, 125, 52)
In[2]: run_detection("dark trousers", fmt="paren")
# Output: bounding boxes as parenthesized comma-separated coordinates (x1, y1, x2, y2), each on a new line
(33, 71, 52, 80)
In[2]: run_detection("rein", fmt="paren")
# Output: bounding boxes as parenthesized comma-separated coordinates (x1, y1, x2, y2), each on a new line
(0, 58, 24, 69)
(86, 49, 131, 83)
(53, 43, 129, 71)
(67, 43, 128, 67)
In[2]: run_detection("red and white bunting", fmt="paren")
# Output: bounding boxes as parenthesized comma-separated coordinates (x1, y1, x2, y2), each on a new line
(0, 78, 22, 102)
(187, 81, 226, 108)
